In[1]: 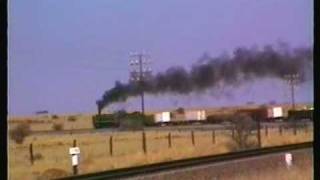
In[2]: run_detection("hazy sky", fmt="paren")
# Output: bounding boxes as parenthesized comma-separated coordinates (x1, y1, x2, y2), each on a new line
(9, 0, 313, 116)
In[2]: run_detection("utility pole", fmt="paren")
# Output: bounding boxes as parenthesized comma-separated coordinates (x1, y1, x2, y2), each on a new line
(284, 74, 299, 110)
(284, 73, 300, 134)
(129, 52, 152, 115)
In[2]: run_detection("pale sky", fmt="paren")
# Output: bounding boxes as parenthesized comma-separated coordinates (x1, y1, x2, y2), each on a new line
(9, 0, 313, 116)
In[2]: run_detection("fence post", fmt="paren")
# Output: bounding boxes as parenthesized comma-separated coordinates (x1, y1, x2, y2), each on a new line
(142, 131, 147, 154)
(265, 126, 268, 136)
(72, 139, 78, 175)
(109, 136, 113, 156)
(231, 128, 235, 138)
(212, 130, 216, 144)
(305, 123, 308, 133)
(29, 143, 34, 165)
(191, 131, 195, 146)
(168, 132, 172, 148)
(293, 123, 297, 136)
(257, 118, 261, 148)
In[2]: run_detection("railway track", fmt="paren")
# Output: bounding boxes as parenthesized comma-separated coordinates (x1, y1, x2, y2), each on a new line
(55, 142, 312, 180)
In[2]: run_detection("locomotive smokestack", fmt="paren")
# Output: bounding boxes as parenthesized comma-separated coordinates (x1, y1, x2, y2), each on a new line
(96, 100, 102, 115)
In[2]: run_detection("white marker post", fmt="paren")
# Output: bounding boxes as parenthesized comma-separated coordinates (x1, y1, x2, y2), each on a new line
(285, 153, 293, 169)
(69, 147, 80, 175)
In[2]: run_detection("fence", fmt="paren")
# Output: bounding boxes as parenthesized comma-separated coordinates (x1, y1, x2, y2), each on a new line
(25, 123, 313, 167)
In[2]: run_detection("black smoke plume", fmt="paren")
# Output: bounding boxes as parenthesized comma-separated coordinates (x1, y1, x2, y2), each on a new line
(96, 44, 313, 113)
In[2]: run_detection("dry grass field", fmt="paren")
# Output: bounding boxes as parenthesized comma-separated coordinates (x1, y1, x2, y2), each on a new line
(8, 126, 313, 180)
(8, 114, 94, 131)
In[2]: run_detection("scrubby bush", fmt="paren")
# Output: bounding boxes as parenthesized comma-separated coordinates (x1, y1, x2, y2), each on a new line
(26, 119, 33, 124)
(34, 153, 44, 161)
(37, 168, 70, 180)
(67, 116, 77, 122)
(52, 123, 64, 131)
(52, 115, 59, 119)
(9, 123, 31, 144)
(229, 113, 258, 151)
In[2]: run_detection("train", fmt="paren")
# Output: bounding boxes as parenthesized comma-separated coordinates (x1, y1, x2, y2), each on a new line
(287, 109, 313, 121)
(92, 106, 313, 129)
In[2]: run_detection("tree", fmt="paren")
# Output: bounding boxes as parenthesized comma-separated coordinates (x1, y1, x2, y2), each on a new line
(230, 113, 258, 150)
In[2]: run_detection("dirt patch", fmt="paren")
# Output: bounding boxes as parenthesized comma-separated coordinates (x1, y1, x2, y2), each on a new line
(36, 168, 70, 180)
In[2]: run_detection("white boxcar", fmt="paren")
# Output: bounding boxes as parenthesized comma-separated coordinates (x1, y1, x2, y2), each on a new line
(154, 112, 171, 123)
(267, 107, 283, 118)
(185, 110, 206, 121)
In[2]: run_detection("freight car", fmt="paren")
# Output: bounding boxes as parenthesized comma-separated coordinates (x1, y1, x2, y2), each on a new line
(157, 110, 207, 125)
(154, 112, 171, 125)
(206, 114, 234, 124)
(287, 109, 313, 121)
(235, 106, 284, 122)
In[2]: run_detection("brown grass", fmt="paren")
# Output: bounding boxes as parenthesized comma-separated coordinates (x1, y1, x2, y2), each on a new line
(8, 126, 313, 180)
(8, 114, 94, 131)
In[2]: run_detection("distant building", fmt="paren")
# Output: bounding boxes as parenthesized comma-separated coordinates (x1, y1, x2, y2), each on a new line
(35, 110, 50, 118)
(35, 110, 49, 114)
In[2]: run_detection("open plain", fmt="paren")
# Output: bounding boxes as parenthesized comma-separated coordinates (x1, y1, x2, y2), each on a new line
(8, 122, 313, 180)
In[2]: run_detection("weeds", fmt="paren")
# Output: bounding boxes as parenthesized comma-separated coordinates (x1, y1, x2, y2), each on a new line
(9, 123, 31, 144)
